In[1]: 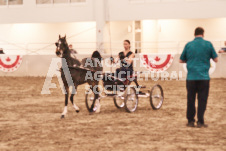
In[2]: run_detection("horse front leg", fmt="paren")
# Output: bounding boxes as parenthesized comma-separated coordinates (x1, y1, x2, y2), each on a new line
(61, 87, 69, 119)
(70, 85, 80, 113)
(93, 93, 101, 113)
(91, 82, 101, 113)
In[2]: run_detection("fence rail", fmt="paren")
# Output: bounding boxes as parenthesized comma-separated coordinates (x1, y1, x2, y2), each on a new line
(0, 40, 224, 55)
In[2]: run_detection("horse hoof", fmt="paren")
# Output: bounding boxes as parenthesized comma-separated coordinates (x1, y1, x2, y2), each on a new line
(94, 105, 101, 113)
(61, 115, 65, 119)
(76, 110, 80, 113)
(89, 111, 94, 115)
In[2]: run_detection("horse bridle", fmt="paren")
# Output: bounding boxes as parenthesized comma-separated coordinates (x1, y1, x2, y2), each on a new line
(56, 39, 64, 57)
(56, 39, 61, 50)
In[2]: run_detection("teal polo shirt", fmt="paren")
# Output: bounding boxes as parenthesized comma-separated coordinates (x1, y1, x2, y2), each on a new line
(180, 37, 218, 80)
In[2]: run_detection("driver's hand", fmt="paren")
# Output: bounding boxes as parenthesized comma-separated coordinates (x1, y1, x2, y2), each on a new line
(110, 56, 114, 63)
(125, 57, 129, 61)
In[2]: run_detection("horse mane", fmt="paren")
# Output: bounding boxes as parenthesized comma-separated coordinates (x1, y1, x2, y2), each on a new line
(81, 50, 103, 72)
(57, 36, 103, 71)
(91, 50, 102, 62)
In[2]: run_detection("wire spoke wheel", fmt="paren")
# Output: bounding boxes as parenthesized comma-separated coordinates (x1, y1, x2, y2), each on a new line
(114, 95, 125, 109)
(150, 84, 164, 110)
(85, 89, 97, 112)
(124, 87, 138, 113)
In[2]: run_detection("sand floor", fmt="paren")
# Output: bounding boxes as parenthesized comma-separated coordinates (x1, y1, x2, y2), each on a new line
(0, 77, 225, 151)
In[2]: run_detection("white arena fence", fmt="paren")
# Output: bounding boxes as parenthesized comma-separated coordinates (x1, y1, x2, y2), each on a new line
(0, 40, 224, 55)
(0, 53, 225, 78)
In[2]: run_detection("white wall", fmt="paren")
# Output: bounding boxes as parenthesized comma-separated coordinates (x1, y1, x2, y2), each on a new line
(103, 21, 134, 54)
(108, 0, 226, 20)
(0, 22, 96, 54)
(141, 18, 226, 54)
(157, 18, 226, 42)
(1, 0, 226, 24)
(0, 0, 94, 23)
(141, 20, 159, 53)
(1, 0, 226, 55)
(1, 18, 226, 55)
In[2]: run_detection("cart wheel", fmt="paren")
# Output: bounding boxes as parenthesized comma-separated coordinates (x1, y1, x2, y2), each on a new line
(85, 89, 98, 112)
(124, 87, 138, 113)
(113, 95, 125, 109)
(150, 84, 164, 110)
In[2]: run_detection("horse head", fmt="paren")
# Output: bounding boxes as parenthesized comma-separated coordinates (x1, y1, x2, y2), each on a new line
(55, 35, 69, 57)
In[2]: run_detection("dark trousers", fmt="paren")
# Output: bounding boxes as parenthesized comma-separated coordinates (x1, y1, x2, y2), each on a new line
(186, 80, 210, 124)
(115, 67, 133, 80)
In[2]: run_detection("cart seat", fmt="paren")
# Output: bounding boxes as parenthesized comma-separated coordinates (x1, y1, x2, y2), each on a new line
(129, 74, 137, 78)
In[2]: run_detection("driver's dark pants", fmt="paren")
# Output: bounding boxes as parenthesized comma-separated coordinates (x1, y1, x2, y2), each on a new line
(115, 67, 133, 81)
(186, 80, 210, 124)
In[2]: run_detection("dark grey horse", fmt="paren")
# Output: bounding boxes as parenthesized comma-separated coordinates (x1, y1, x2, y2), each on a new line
(55, 35, 103, 118)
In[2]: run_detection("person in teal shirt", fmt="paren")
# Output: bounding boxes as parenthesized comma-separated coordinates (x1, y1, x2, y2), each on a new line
(180, 27, 218, 128)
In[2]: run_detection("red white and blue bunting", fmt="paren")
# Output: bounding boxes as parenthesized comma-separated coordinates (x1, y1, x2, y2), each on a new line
(0, 55, 23, 72)
(140, 54, 174, 72)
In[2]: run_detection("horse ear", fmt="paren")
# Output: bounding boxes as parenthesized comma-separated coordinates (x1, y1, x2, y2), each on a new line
(59, 35, 61, 39)
(65, 34, 66, 39)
